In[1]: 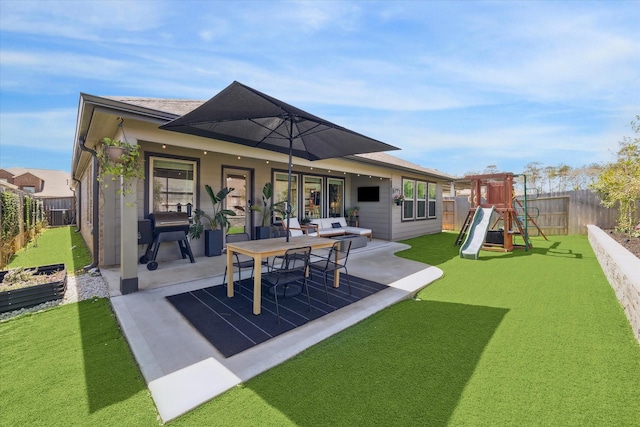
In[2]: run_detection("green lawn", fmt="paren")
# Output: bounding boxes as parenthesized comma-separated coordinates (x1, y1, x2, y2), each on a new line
(1, 232, 638, 426)
(7, 226, 92, 274)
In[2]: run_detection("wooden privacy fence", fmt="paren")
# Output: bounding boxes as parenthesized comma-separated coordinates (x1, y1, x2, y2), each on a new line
(43, 197, 75, 226)
(444, 190, 633, 235)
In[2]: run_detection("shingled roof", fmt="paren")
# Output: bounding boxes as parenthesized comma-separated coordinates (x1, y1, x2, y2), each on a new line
(5, 168, 73, 198)
(103, 97, 205, 117)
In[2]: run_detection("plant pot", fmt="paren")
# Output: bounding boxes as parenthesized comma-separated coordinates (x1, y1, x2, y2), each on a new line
(0, 264, 67, 314)
(204, 229, 223, 257)
(255, 226, 271, 240)
(395, 201, 402, 206)
(106, 146, 127, 163)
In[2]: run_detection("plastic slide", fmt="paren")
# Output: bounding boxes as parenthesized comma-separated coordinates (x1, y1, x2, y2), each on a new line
(459, 206, 496, 260)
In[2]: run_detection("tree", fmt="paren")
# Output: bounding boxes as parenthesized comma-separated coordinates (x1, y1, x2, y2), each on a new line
(590, 116, 640, 236)
(555, 164, 572, 192)
(543, 166, 557, 193)
(483, 164, 499, 174)
(523, 161, 543, 192)
(568, 163, 602, 191)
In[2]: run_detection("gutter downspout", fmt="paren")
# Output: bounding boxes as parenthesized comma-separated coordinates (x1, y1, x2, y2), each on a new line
(71, 177, 81, 232)
(76, 138, 100, 270)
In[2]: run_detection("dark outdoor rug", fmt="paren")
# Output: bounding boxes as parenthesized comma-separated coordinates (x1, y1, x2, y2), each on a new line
(166, 274, 387, 358)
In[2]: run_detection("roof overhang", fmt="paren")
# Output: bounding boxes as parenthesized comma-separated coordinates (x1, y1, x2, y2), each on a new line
(71, 94, 183, 182)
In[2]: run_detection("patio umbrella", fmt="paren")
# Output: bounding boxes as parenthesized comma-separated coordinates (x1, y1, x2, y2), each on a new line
(160, 81, 399, 241)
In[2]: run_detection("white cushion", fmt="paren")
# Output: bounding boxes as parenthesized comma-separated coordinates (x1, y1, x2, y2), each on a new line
(286, 218, 304, 237)
(310, 217, 369, 237)
(344, 226, 371, 235)
(311, 217, 348, 231)
(286, 217, 317, 237)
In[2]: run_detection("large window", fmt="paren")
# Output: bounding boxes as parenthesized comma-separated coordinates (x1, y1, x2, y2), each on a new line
(273, 172, 298, 220)
(327, 178, 344, 218)
(428, 182, 437, 218)
(402, 178, 437, 221)
(303, 176, 323, 219)
(402, 179, 415, 220)
(416, 181, 427, 219)
(150, 158, 196, 213)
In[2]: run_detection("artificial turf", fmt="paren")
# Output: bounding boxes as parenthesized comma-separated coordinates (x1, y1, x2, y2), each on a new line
(0, 298, 158, 426)
(7, 225, 92, 274)
(1, 233, 638, 426)
(170, 233, 640, 426)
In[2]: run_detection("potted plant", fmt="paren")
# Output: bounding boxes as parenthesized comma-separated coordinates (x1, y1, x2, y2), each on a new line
(392, 189, 404, 206)
(346, 206, 359, 226)
(189, 185, 236, 256)
(251, 182, 285, 240)
(96, 137, 145, 194)
(300, 217, 312, 226)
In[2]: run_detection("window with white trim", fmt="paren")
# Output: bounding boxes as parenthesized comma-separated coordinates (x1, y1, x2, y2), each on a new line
(416, 181, 427, 219)
(402, 178, 437, 221)
(428, 182, 437, 218)
(402, 179, 414, 220)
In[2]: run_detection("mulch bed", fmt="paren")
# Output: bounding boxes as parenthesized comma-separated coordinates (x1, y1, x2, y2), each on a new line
(605, 230, 640, 259)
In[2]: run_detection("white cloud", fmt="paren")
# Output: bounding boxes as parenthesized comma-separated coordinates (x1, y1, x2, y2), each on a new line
(0, 0, 166, 40)
(0, 0, 637, 176)
(0, 109, 77, 151)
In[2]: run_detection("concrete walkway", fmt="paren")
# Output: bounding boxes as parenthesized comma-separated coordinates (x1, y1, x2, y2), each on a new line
(101, 240, 443, 422)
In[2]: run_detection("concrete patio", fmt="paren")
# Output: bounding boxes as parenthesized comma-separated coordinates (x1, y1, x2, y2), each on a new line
(100, 239, 443, 422)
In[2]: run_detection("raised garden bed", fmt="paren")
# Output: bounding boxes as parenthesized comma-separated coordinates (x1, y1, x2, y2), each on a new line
(0, 263, 67, 314)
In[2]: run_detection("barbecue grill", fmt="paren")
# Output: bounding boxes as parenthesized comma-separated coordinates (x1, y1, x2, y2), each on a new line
(139, 212, 195, 271)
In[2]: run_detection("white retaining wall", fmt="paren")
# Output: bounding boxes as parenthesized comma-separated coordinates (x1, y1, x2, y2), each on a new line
(587, 225, 640, 343)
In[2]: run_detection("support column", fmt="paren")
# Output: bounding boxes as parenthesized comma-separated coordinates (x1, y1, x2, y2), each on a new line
(120, 177, 139, 294)
(118, 127, 140, 294)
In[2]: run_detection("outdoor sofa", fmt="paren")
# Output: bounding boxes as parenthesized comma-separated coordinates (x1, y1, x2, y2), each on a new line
(309, 217, 373, 241)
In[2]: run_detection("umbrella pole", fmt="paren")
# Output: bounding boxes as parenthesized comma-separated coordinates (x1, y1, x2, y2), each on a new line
(285, 118, 293, 242)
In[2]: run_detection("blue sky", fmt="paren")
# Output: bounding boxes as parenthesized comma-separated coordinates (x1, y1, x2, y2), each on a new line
(1, 1, 638, 176)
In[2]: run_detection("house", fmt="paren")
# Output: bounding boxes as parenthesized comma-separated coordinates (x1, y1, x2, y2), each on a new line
(0, 167, 74, 226)
(70, 89, 456, 293)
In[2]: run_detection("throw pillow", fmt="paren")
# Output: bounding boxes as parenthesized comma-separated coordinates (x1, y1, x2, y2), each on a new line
(331, 222, 342, 229)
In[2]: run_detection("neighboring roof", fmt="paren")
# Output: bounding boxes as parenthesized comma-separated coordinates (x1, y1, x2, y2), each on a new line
(6, 168, 73, 198)
(100, 95, 457, 181)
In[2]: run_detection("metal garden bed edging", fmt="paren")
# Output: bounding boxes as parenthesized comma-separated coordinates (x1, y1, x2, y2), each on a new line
(0, 263, 67, 313)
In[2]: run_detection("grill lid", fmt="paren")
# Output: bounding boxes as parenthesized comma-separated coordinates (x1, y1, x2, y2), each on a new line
(149, 212, 190, 232)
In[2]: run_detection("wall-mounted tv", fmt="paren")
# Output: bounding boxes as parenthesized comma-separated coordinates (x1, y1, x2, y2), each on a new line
(357, 186, 380, 202)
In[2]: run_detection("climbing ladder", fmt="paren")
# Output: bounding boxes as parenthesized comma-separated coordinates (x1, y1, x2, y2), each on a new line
(455, 209, 475, 246)
(513, 198, 547, 241)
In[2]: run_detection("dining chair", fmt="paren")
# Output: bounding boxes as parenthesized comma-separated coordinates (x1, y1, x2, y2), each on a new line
(308, 239, 353, 303)
(261, 246, 312, 322)
(222, 233, 254, 295)
(282, 217, 318, 237)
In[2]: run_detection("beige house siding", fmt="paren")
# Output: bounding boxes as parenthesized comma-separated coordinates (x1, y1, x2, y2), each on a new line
(71, 94, 457, 269)
(349, 175, 392, 241)
(96, 139, 451, 264)
(390, 174, 444, 241)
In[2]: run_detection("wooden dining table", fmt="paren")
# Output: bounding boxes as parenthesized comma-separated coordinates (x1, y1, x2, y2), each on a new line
(226, 235, 337, 315)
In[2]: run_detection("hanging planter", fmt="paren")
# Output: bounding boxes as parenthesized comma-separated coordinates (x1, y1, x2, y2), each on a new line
(106, 146, 128, 163)
(392, 188, 404, 206)
(96, 137, 145, 194)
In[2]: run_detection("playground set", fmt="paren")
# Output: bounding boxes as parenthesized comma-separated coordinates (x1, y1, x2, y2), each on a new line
(456, 172, 547, 259)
